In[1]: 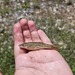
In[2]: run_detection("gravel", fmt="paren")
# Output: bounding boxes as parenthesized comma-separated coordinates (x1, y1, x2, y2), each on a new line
(0, 0, 75, 75)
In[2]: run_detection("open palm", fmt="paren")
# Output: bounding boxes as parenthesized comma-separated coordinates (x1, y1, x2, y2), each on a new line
(14, 19, 73, 75)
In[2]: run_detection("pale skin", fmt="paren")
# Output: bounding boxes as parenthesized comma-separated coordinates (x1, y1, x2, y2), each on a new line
(0, 73, 2, 75)
(0, 19, 73, 75)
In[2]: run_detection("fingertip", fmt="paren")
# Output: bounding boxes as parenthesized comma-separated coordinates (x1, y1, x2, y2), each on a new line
(28, 20, 36, 31)
(14, 22, 21, 34)
(37, 29, 43, 33)
(28, 20, 35, 25)
(19, 18, 28, 30)
(20, 18, 28, 26)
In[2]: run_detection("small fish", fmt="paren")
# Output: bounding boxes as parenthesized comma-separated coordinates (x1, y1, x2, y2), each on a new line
(19, 42, 59, 51)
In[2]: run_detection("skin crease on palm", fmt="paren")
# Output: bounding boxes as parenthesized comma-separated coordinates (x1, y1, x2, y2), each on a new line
(0, 19, 73, 75)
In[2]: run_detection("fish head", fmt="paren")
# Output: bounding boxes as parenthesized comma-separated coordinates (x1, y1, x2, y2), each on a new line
(19, 43, 27, 49)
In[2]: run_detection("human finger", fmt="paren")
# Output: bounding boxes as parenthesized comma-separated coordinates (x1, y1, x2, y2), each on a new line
(38, 30, 52, 44)
(14, 22, 25, 57)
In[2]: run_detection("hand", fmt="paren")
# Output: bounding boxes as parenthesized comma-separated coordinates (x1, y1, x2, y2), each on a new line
(14, 19, 73, 75)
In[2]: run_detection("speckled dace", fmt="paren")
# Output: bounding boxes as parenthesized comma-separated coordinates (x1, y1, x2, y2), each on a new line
(19, 42, 59, 51)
